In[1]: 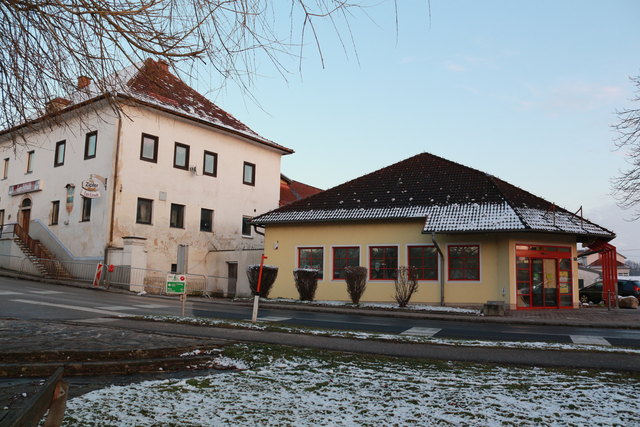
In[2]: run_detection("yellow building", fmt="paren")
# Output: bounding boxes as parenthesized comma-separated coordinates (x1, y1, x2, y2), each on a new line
(254, 153, 615, 310)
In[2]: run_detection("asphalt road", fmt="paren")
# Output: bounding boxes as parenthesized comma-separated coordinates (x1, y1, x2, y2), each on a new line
(2, 276, 640, 348)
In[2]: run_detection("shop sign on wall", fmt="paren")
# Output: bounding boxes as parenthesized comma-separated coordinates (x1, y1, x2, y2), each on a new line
(80, 177, 101, 198)
(9, 180, 42, 196)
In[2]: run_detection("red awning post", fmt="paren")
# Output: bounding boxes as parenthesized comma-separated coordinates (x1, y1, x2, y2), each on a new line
(587, 241, 618, 309)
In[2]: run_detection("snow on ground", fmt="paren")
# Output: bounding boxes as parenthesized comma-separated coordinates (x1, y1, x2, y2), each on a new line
(255, 298, 482, 315)
(138, 315, 640, 355)
(63, 344, 640, 426)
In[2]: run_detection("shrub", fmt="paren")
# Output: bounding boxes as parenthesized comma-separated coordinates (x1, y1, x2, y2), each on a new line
(344, 266, 368, 304)
(246, 265, 279, 298)
(394, 266, 418, 308)
(293, 268, 319, 301)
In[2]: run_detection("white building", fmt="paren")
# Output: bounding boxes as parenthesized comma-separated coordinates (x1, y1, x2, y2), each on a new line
(0, 59, 293, 296)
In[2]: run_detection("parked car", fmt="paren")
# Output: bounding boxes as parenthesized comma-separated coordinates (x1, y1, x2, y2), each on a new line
(579, 277, 640, 304)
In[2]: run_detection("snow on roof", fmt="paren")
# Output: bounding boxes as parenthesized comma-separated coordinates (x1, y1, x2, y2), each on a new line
(34, 60, 292, 154)
(254, 152, 615, 240)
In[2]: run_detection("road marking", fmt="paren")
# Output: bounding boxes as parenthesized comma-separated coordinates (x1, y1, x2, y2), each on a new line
(28, 290, 63, 295)
(96, 305, 139, 311)
(401, 327, 442, 337)
(75, 318, 119, 323)
(250, 316, 291, 322)
(134, 304, 169, 309)
(570, 335, 611, 346)
(10, 299, 130, 316)
(0, 291, 21, 295)
(499, 330, 567, 337)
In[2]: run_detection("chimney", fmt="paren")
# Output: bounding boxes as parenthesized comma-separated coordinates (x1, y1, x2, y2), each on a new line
(77, 76, 91, 89)
(45, 97, 71, 114)
(157, 60, 169, 72)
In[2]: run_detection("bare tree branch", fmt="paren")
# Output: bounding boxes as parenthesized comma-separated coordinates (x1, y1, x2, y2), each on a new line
(0, 0, 367, 138)
(612, 75, 640, 219)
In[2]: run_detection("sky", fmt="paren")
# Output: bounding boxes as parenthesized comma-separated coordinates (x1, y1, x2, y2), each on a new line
(191, 1, 640, 260)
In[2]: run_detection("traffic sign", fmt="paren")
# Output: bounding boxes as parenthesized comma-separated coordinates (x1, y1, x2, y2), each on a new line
(166, 274, 186, 294)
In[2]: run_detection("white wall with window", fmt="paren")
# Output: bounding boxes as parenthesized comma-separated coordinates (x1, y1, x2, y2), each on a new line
(0, 101, 117, 260)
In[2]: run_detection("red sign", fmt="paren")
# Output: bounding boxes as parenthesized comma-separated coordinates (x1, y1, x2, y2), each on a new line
(9, 180, 42, 196)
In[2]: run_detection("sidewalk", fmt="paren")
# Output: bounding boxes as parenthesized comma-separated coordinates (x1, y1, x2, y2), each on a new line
(228, 298, 640, 329)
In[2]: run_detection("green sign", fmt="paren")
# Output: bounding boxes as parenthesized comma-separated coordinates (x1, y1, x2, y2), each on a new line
(166, 274, 186, 294)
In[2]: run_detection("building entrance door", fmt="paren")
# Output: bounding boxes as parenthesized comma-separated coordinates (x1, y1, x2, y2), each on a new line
(516, 245, 573, 309)
(530, 258, 558, 308)
(20, 198, 32, 234)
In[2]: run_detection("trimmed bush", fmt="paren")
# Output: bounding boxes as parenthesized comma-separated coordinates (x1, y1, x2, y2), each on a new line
(247, 265, 278, 298)
(394, 266, 418, 308)
(344, 266, 368, 304)
(293, 268, 319, 301)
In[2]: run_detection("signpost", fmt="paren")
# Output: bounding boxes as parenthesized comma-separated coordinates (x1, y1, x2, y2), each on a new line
(251, 255, 267, 323)
(166, 274, 187, 316)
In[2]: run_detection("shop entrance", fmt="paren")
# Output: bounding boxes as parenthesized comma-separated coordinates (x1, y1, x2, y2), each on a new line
(516, 245, 573, 309)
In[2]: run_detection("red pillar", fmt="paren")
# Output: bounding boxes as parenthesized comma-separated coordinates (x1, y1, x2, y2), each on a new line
(588, 241, 618, 308)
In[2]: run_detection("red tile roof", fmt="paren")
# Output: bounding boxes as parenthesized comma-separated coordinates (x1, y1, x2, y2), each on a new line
(2, 59, 293, 154)
(254, 152, 615, 240)
(280, 175, 323, 206)
(123, 60, 291, 153)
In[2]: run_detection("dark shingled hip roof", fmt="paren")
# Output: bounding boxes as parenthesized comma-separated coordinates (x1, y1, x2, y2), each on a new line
(253, 152, 615, 240)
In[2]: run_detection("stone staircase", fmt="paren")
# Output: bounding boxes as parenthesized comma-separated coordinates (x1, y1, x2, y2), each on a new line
(13, 223, 72, 279)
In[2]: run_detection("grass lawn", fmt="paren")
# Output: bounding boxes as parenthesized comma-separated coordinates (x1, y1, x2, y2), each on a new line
(62, 344, 640, 426)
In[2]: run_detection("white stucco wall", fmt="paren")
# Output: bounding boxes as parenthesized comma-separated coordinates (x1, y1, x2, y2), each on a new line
(0, 103, 118, 259)
(0, 101, 286, 296)
(110, 105, 284, 295)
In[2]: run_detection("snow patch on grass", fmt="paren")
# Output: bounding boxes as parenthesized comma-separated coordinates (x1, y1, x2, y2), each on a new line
(63, 344, 640, 426)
